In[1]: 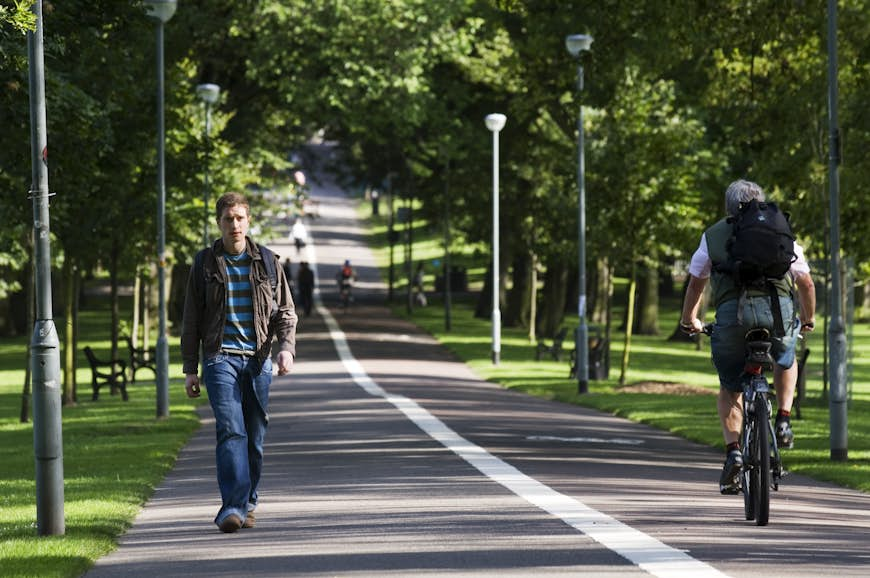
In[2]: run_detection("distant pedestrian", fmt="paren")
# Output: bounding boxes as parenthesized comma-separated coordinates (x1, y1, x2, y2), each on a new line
(290, 217, 308, 254)
(413, 262, 427, 307)
(181, 192, 297, 534)
(297, 261, 315, 317)
(283, 257, 296, 304)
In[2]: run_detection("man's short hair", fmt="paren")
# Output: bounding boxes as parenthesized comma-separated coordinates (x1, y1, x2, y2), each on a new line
(724, 179, 765, 216)
(215, 192, 250, 221)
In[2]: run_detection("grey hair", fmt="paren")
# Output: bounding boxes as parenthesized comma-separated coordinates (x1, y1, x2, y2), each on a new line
(724, 179, 765, 215)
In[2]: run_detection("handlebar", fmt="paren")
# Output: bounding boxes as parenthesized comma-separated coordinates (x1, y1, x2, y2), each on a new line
(690, 322, 805, 340)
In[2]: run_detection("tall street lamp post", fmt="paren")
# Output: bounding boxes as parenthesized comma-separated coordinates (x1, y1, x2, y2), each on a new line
(826, 0, 847, 461)
(565, 33, 593, 394)
(144, 0, 177, 419)
(196, 83, 219, 247)
(485, 113, 506, 365)
(28, 0, 64, 536)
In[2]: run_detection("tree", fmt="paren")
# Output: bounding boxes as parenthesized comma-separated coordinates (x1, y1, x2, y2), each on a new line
(588, 66, 721, 384)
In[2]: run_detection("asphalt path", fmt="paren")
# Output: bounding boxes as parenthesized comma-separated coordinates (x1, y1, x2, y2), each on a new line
(86, 146, 870, 577)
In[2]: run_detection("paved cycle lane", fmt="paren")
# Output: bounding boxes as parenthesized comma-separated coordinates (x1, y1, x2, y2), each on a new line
(86, 148, 870, 577)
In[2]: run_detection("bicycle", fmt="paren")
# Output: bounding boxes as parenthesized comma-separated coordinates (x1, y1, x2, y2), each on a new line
(703, 324, 782, 526)
(338, 279, 353, 312)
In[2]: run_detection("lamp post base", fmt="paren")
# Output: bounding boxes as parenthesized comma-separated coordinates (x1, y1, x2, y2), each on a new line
(575, 325, 589, 394)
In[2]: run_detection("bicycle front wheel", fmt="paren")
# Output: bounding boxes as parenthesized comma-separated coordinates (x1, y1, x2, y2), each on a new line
(751, 394, 771, 526)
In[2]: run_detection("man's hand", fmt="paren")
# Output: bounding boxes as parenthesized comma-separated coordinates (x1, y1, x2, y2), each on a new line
(276, 351, 294, 375)
(185, 374, 201, 398)
(679, 318, 703, 335)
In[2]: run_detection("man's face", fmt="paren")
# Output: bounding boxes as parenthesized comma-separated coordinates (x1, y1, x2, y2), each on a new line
(218, 204, 249, 250)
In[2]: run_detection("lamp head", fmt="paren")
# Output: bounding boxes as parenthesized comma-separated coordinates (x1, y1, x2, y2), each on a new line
(565, 34, 593, 58)
(485, 113, 507, 133)
(143, 0, 177, 23)
(196, 83, 221, 105)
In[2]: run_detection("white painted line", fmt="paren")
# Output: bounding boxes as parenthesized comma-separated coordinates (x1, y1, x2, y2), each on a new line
(527, 435, 645, 446)
(305, 235, 729, 578)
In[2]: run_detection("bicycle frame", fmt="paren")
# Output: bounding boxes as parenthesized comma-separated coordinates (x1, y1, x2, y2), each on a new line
(739, 329, 782, 526)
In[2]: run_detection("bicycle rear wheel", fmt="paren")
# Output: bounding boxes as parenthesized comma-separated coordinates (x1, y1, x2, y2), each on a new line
(742, 422, 754, 521)
(752, 394, 771, 526)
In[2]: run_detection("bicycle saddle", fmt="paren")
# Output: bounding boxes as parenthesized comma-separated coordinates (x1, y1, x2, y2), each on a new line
(744, 328, 774, 370)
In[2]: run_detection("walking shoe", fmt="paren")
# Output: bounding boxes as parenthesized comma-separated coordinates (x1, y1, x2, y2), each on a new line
(218, 514, 243, 534)
(719, 450, 743, 495)
(776, 417, 794, 449)
(243, 512, 256, 529)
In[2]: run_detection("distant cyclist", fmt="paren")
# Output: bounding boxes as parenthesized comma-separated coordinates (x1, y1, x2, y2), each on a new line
(679, 180, 815, 494)
(335, 260, 357, 307)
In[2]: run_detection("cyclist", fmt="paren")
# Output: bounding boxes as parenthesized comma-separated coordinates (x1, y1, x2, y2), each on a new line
(679, 180, 816, 494)
(335, 259, 357, 305)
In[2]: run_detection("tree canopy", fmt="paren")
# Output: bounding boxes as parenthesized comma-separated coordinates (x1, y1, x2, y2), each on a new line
(2, 0, 867, 330)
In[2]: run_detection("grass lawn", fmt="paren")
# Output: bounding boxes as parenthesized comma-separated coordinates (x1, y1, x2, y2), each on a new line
(0, 302, 202, 578)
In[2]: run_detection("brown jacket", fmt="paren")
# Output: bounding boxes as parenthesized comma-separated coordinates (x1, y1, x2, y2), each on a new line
(181, 237, 297, 375)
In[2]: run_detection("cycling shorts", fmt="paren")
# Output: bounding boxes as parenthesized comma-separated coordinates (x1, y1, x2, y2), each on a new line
(710, 295, 799, 393)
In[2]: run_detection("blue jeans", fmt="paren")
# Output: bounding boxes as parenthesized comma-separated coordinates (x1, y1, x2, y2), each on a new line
(711, 295, 799, 392)
(203, 353, 272, 527)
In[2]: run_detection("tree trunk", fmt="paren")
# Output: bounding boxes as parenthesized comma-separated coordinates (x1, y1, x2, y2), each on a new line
(862, 278, 870, 321)
(110, 240, 120, 362)
(73, 268, 80, 403)
(590, 257, 612, 327)
(619, 263, 637, 386)
(144, 266, 153, 351)
(132, 267, 141, 343)
(109, 240, 120, 395)
(528, 251, 538, 342)
(504, 252, 531, 329)
(634, 261, 659, 335)
(62, 256, 76, 406)
(474, 261, 493, 319)
(538, 260, 569, 338)
(20, 232, 34, 423)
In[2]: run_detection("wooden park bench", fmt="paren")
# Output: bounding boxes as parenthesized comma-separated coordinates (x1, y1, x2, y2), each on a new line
(124, 336, 156, 383)
(83, 346, 128, 401)
(535, 327, 568, 362)
(569, 327, 610, 381)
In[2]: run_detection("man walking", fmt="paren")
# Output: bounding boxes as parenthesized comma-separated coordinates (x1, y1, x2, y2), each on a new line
(181, 192, 297, 533)
(296, 261, 315, 317)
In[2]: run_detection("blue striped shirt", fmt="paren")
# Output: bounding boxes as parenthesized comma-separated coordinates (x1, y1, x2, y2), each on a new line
(221, 252, 256, 354)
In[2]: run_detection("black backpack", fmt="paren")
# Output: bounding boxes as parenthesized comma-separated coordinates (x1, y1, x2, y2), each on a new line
(720, 199, 796, 286)
(715, 199, 796, 337)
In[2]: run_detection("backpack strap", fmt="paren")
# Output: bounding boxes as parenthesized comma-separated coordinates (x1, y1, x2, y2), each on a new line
(767, 281, 786, 338)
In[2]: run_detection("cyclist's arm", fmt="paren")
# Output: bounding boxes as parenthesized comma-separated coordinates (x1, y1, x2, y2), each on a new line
(680, 235, 711, 334)
(680, 274, 708, 334)
(794, 271, 816, 332)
